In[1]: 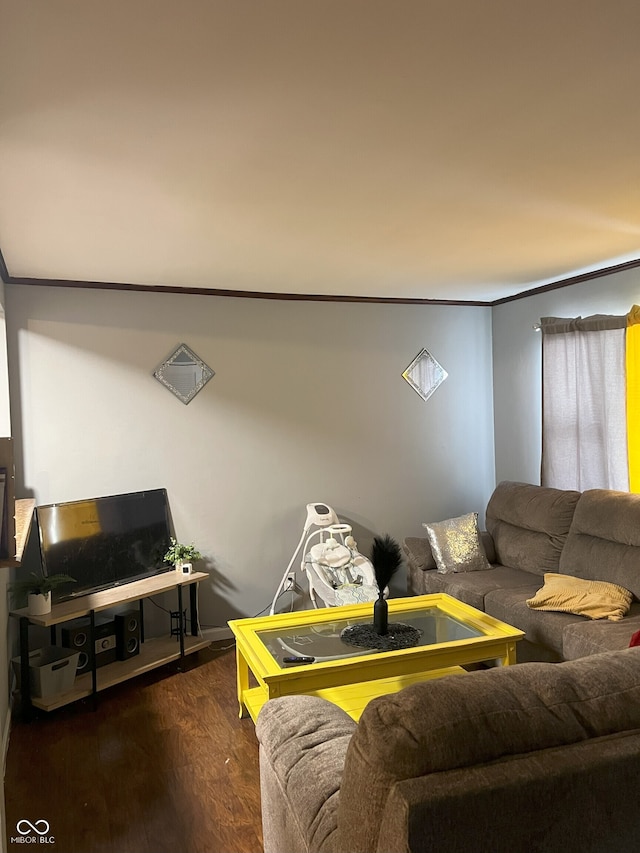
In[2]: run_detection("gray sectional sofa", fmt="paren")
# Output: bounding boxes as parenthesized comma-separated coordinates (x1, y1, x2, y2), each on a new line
(257, 648, 640, 853)
(403, 480, 640, 661)
(255, 481, 640, 853)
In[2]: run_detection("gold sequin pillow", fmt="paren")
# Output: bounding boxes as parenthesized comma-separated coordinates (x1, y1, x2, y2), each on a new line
(422, 512, 491, 574)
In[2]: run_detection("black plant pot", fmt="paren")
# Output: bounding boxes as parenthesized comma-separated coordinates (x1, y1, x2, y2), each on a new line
(373, 595, 388, 635)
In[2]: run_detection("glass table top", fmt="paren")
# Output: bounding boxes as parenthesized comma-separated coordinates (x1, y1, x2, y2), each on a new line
(257, 606, 484, 666)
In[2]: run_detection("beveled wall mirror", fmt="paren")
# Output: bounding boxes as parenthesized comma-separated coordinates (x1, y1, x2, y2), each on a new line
(153, 343, 214, 405)
(402, 347, 448, 401)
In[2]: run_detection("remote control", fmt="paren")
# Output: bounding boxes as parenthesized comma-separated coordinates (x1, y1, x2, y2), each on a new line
(283, 655, 315, 664)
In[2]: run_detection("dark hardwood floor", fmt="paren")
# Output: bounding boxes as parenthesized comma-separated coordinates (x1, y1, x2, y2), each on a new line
(4, 643, 264, 853)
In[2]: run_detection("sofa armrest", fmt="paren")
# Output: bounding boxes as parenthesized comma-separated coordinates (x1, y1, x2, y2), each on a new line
(256, 695, 356, 853)
(402, 537, 436, 572)
(480, 530, 496, 563)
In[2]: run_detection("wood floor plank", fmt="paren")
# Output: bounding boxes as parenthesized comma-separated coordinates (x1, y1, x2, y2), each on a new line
(4, 645, 263, 853)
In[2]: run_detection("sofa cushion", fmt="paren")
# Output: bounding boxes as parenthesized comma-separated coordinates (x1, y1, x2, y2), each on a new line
(526, 573, 633, 621)
(484, 584, 584, 655)
(560, 489, 640, 599)
(421, 565, 537, 612)
(562, 603, 640, 659)
(422, 512, 491, 573)
(336, 649, 640, 853)
(485, 481, 580, 575)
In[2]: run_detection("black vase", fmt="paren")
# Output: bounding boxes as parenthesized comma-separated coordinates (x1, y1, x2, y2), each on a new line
(373, 594, 388, 635)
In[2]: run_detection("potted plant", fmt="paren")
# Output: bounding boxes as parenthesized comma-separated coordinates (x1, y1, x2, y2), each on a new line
(164, 538, 202, 575)
(9, 572, 76, 616)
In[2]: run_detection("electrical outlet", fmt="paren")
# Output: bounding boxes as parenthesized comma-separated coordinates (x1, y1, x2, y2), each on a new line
(284, 573, 296, 592)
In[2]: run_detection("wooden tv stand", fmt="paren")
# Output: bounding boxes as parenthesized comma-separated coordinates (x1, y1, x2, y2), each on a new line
(10, 571, 209, 715)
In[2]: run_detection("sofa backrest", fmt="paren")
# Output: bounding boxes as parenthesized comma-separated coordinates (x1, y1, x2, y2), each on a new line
(485, 480, 581, 575)
(335, 649, 640, 853)
(377, 735, 640, 853)
(560, 488, 640, 599)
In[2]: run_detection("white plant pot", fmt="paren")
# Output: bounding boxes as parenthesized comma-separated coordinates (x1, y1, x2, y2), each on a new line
(27, 591, 52, 616)
(175, 561, 192, 576)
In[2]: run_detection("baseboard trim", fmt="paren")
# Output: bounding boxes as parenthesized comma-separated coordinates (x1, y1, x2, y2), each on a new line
(200, 626, 233, 643)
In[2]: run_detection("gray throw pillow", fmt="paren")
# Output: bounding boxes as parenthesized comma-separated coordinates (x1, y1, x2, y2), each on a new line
(423, 512, 491, 574)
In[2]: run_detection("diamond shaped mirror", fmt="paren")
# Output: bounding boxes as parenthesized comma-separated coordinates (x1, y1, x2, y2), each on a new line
(153, 343, 214, 405)
(402, 348, 448, 401)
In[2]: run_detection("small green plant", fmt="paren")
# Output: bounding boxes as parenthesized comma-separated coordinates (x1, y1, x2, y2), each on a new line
(164, 537, 202, 566)
(8, 572, 76, 607)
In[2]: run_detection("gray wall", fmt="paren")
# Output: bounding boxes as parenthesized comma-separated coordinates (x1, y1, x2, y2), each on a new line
(7, 271, 638, 634)
(5, 284, 495, 630)
(492, 269, 640, 485)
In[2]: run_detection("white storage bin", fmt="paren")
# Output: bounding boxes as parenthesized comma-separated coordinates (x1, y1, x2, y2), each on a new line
(12, 647, 80, 698)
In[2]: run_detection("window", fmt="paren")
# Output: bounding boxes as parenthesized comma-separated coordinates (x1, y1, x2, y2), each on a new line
(540, 311, 638, 491)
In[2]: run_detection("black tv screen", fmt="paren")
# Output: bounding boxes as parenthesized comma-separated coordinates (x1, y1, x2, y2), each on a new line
(37, 489, 173, 602)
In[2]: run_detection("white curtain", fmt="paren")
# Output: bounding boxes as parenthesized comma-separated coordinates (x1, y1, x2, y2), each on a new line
(541, 314, 628, 491)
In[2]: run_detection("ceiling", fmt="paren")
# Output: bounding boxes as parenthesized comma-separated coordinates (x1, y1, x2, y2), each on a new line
(2, 0, 640, 303)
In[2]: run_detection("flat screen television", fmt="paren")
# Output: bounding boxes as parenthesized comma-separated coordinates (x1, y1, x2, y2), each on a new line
(36, 488, 173, 602)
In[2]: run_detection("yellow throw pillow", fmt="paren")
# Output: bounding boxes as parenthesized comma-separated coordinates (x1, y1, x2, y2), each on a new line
(526, 573, 633, 621)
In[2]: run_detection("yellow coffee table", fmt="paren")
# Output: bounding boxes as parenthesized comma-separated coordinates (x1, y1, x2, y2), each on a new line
(228, 593, 524, 722)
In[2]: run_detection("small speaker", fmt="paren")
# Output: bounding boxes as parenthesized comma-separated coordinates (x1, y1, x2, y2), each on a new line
(94, 619, 117, 667)
(61, 618, 93, 675)
(115, 611, 141, 661)
(61, 617, 117, 672)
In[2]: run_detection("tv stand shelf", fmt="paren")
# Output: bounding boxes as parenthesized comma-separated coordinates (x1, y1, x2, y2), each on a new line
(10, 571, 209, 626)
(31, 634, 208, 712)
(10, 571, 210, 715)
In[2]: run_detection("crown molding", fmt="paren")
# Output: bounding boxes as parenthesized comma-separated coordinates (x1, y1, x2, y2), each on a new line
(2, 246, 639, 306)
(491, 257, 640, 305)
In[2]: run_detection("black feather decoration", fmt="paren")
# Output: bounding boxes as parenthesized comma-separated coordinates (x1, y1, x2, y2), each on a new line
(370, 534, 402, 594)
